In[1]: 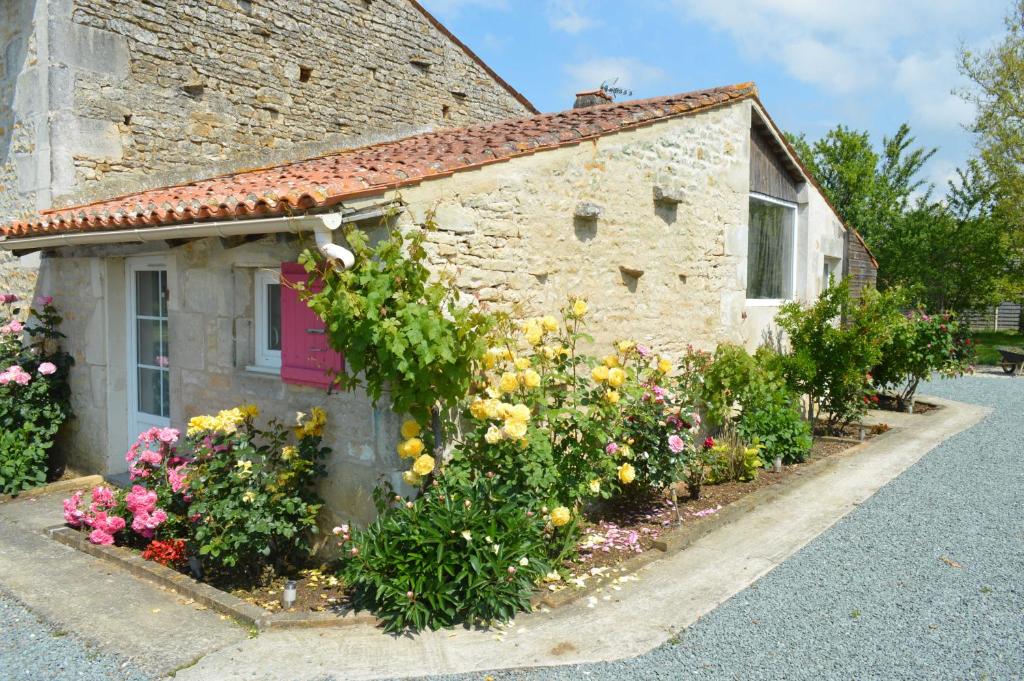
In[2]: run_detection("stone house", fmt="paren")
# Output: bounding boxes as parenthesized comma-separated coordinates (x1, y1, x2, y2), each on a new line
(0, 75, 878, 523)
(1, 0, 535, 299)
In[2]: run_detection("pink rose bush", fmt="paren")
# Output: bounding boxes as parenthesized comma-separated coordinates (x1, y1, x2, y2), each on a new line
(1, 319, 24, 334)
(0, 295, 72, 495)
(60, 405, 329, 582)
(0, 365, 31, 386)
(62, 427, 189, 547)
(62, 486, 127, 545)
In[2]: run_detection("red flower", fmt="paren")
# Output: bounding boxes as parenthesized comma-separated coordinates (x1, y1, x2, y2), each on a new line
(141, 538, 187, 567)
(703, 436, 715, 449)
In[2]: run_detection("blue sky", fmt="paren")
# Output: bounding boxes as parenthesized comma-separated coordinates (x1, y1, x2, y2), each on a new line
(422, 0, 1009, 192)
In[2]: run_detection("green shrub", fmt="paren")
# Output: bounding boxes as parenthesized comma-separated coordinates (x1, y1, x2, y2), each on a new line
(873, 309, 971, 406)
(185, 407, 329, 578)
(340, 475, 562, 633)
(0, 296, 73, 495)
(687, 344, 811, 465)
(705, 428, 763, 484)
(776, 280, 901, 433)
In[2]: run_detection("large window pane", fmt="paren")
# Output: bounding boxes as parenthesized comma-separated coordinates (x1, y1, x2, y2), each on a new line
(747, 198, 795, 300)
(267, 283, 281, 351)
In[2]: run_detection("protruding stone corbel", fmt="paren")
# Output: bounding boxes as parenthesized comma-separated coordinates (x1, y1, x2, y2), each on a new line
(653, 185, 684, 205)
(574, 201, 603, 220)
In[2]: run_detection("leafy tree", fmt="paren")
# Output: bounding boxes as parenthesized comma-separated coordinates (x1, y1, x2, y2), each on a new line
(787, 124, 934, 244)
(959, 0, 1024, 244)
(790, 121, 1020, 311)
(872, 162, 1019, 311)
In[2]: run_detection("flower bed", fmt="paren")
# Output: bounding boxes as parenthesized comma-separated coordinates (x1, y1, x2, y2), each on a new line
(61, 405, 331, 593)
(563, 435, 866, 578)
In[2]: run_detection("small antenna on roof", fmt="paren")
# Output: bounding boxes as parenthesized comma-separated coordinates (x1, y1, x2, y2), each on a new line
(600, 78, 633, 100)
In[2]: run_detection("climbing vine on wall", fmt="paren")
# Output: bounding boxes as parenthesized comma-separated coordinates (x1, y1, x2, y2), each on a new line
(298, 213, 492, 424)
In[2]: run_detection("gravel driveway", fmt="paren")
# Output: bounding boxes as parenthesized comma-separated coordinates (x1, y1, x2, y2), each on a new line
(0, 589, 151, 681)
(419, 375, 1024, 681)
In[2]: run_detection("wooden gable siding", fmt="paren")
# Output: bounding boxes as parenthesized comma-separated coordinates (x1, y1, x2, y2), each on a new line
(844, 231, 877, 299)
(750, 126, 800, 203)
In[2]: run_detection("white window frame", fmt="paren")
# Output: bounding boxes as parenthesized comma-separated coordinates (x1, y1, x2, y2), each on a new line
(745, 192, 799, 306)
(126, 257, 171, 437)
(253, 269, 282, 371)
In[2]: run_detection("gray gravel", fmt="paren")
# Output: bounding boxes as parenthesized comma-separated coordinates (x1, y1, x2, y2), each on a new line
(0, 589, 152, 681)
(415, 375, 1024, 681)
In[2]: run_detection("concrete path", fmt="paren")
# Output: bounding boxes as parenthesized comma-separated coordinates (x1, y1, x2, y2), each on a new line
(0, 490, 249, 678)
(168, 392, 987, 681)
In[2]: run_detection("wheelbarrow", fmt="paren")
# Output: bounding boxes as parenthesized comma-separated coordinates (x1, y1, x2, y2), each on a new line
(997, 346, 1024, 375)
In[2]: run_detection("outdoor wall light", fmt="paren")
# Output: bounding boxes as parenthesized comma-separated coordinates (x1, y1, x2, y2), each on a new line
(281, 580, 298, 609)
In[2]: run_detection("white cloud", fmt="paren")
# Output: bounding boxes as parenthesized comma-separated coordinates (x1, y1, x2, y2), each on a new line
(546, 0, 598, 34)
(563, 57, 667, 97)
(894, 52, 976, 131)
(672, 0, 996, 129)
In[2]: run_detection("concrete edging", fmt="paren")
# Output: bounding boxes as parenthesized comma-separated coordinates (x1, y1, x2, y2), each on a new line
(46, 525, 378, 631)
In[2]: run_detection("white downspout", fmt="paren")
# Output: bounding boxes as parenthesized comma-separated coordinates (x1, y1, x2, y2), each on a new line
(312, 213, 355, 270)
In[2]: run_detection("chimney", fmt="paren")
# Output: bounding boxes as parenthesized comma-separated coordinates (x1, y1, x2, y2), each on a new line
(573, 89, 613, 109)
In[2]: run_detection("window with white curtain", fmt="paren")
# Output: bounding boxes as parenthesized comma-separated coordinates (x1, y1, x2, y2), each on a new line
(746, 195, 797, 301)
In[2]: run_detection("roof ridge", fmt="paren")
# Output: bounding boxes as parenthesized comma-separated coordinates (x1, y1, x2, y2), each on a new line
(4, 83, 758, 238)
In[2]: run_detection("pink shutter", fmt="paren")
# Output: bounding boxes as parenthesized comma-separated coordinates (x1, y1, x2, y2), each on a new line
(280, 262, 343, 388)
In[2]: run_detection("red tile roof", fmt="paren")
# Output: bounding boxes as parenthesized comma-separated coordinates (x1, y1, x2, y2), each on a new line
(1, 83, 757, 240)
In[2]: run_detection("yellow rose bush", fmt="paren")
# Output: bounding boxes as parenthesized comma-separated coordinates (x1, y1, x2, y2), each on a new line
(444, 297, 697, 511)
(344, 298, 706, 633)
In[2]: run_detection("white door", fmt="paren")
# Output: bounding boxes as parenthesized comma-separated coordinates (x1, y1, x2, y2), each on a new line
(126, 258, 170, 437)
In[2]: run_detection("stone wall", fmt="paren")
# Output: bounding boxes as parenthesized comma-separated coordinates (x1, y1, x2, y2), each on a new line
(0, 0, 42, 298)
(404, 102, 754, 355)
(1, 0, 531, 299)
(55, 0, 532, 207)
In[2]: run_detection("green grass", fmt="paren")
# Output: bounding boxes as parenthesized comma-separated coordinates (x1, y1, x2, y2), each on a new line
(970, 330, 1023, 365)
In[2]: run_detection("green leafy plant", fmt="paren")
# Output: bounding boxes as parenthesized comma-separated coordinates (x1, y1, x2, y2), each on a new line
(339, 474, 558, 633)
(300, 213, 492, 424)
(682, 344, 810, 465)
(776, 280, 901, 433)
(0, 295, 73, 494)
(872, 309, 972, 407)
(185, 406, 329, 579)
(705, 427, 763, 484)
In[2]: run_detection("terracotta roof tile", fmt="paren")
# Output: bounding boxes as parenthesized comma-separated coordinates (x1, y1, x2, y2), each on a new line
(1, 83, 757, 239)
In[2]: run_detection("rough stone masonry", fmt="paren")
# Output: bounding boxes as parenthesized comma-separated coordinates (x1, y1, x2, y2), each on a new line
(0, 0, 533, 297)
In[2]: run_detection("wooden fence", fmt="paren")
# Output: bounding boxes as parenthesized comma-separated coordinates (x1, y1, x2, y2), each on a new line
(962, 301, 1022, 331)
